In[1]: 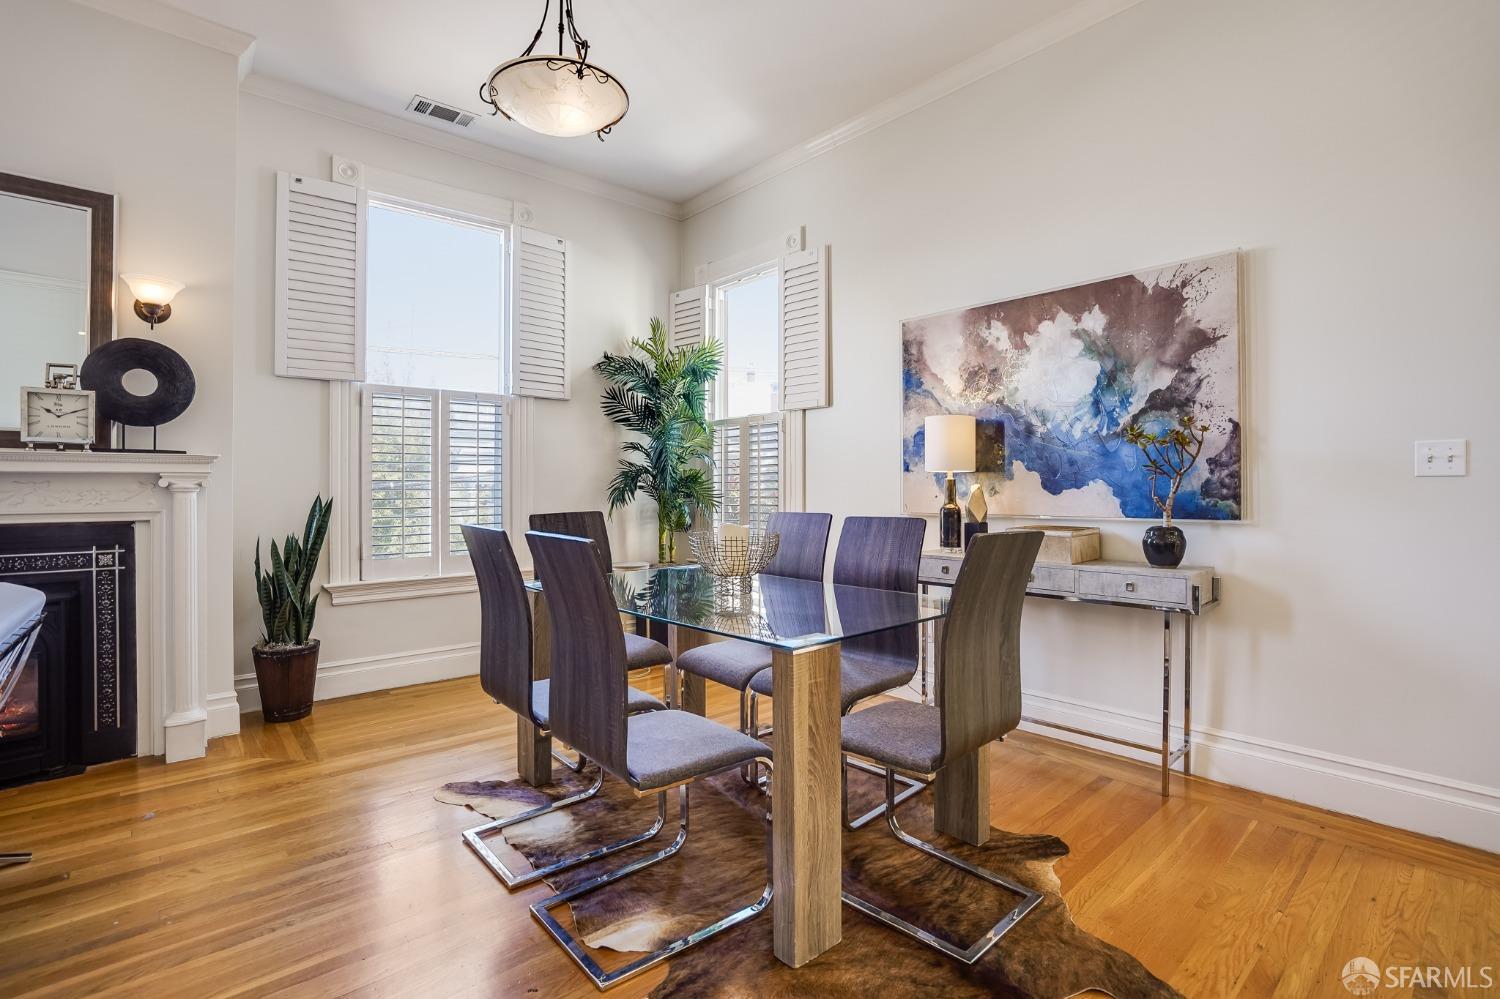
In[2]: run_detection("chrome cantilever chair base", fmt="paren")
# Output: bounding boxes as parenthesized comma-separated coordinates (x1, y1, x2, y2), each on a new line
(842, 768, 1043, 964)
(0, 852, 32, 866)
(531, 768, 774, 991)
(463, 762, 667, 890)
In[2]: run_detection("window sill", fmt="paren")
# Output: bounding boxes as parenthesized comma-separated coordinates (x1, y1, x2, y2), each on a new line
(324, 573, 479, 606)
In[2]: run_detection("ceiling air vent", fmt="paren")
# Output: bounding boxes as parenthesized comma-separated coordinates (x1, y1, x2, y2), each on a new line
(405, 95, 477, 128)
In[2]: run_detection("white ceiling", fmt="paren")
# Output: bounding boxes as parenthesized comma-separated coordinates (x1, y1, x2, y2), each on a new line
(159, 0, 1098, 206)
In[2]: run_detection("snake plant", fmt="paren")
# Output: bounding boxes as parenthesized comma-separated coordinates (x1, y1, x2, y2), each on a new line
(253, 496, 332, 648)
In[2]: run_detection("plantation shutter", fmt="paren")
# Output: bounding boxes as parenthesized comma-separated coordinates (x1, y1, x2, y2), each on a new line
(778, 247, 829, 410)
(669, 286, 711, 351)
(712, 414, 781, 530)
(363, 386, 437, 578)
(507, 227, 569, 400)
(443, 393, 505, 562)
(275, 172, 366, 381)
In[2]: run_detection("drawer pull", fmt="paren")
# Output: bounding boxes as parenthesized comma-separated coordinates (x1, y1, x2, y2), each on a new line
(940, 564, 950, 574)
(1124, 581, 1136, 593)
(1028, 573, 1035, 583)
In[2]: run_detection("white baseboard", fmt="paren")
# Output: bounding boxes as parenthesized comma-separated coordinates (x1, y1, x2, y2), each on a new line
(205, 691, 241, 739)
(234, 642, 480, 714)
(1016, 689, 1500, 854)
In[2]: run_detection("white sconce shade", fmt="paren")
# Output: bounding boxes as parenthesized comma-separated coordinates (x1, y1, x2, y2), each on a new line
(924, 415, 977, 473)
(121, 274, 184, 307)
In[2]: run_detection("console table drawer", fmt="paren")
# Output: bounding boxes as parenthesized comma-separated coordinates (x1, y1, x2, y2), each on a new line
(919, 555, 960, 583)
(1078, 570, 1188, 607)
(1027, 565, 1077, 594)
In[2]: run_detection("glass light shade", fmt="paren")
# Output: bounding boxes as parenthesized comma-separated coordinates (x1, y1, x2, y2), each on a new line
(121, 273, 185, 306)
(924, 415, 977, 472)
(486, 57, 628, 138)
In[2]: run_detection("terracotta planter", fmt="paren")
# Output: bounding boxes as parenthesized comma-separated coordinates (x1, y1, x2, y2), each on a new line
(251, 640, 319, 723)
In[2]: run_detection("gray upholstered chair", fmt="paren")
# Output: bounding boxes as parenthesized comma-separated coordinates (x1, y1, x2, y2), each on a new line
(674, 511, 832, 735)
(839, 530, 1045, 964)
(458, 525, 665, 890)
(747, 515, 927, 716)
(529, 510, 674, 671)
(526, 530, 772, 990)
(0, 582, 45, 866)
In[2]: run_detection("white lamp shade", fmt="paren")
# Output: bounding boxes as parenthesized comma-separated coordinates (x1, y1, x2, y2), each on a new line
(924, 415, 977, 472)
(487, 58, 628, 138)
(121, 273, 184, 306)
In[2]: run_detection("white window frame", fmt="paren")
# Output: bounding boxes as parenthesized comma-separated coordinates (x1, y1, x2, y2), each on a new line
(321, 162, 534, 603)
(710, 263, 785, 526)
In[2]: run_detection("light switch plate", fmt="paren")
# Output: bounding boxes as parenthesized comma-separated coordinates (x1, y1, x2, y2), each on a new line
(1414, 439, 1467, 477)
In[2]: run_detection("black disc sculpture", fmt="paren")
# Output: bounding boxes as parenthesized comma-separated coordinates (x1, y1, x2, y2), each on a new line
(79, 337, 195, 453)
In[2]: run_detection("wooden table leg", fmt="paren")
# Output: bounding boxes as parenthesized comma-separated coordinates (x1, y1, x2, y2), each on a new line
(771, 642, 843, 967)
(517, 590, 552, 786)
(668, 625, 711, 715)
(928, 609, 992, 845)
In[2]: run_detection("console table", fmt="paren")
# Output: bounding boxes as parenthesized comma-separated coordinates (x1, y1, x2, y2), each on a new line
(917, 547, 1220, 796)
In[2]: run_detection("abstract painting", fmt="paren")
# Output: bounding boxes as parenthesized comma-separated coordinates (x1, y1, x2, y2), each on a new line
(902, 252, 1241, 520)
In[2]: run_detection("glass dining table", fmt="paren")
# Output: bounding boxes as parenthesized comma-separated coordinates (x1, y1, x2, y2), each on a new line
(521, 565, 995, 969)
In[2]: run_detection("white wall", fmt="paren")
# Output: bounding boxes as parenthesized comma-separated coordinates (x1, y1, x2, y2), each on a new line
(232, 91, 679, 703)
(682, 0, 1500, 849)
(0, 0, 240, 726)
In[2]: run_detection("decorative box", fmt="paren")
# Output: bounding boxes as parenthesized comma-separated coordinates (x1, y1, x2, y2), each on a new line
(1011, 525, 1101, 564)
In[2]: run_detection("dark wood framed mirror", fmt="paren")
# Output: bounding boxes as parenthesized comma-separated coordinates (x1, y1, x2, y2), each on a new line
(0, 172, 116, 449)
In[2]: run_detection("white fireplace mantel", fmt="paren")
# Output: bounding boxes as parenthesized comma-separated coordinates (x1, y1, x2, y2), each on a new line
(0, 448, 219, 763)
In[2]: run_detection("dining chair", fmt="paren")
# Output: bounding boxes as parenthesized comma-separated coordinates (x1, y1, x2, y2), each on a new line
(526, 530, 773, 990)
(458, 525, 666, 890)
(839, 530, 1045, 964)
(529, 510, 674, 672)
(0, 582, 46, 866)
(673, 511, 832, 739)
(745, 515, 927, 813)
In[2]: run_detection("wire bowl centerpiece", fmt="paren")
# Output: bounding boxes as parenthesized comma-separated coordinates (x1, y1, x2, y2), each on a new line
(688, 528, 780, 599)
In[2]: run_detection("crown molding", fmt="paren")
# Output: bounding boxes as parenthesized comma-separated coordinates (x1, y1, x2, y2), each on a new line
(70, 0, 257, 80)
(241, 74, 684, 220)
(680, 0, 1146, 219)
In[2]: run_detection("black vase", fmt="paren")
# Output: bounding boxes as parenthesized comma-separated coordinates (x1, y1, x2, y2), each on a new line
(1142, 524, 1186, 568)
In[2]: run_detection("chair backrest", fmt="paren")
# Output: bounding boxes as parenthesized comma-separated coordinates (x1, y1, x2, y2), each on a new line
(831, 516, 926, 670)
(831, 516, 925, 591)
(761, 511, 832, 582)
(525, 531, 629, 779)
(461, 525, 534, 722)
(936, 530, 1042, 769)
(529, 511, 613, 575)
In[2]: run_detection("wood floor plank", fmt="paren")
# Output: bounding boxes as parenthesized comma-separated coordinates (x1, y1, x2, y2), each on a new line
(0, 675, 1494, 998)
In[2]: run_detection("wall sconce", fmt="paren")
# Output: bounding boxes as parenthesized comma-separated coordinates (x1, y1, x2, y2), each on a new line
(121, 273, 185, 329)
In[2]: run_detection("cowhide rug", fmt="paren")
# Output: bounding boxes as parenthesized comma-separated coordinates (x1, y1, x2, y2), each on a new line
(437, 764, 1181, 998)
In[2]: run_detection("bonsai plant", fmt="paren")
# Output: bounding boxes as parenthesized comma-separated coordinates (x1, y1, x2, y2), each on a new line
(1123, 414, 1209, 567)
(595, 317, 723, 563)
(251, 496, 331, 722)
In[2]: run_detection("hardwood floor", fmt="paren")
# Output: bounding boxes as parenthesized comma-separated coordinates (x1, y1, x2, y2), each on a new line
(1, 673, 1495, 998)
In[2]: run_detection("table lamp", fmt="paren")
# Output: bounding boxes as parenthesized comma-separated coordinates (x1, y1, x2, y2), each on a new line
(924, 415, 976, 550)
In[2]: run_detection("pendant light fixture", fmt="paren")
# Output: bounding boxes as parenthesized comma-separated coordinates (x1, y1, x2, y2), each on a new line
(479, 0, 628, 141)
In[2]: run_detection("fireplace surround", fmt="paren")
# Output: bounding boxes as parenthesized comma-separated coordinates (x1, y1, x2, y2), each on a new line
(0, 449, 220, 765)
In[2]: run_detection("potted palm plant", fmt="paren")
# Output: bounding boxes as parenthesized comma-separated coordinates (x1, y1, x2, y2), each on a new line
(595, 318, 723, 563)
(251, 496, 331, 722)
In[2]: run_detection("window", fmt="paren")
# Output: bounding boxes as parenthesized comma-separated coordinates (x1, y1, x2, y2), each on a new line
(361, 198, 508, 579)
(711, 267, 782, 530)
